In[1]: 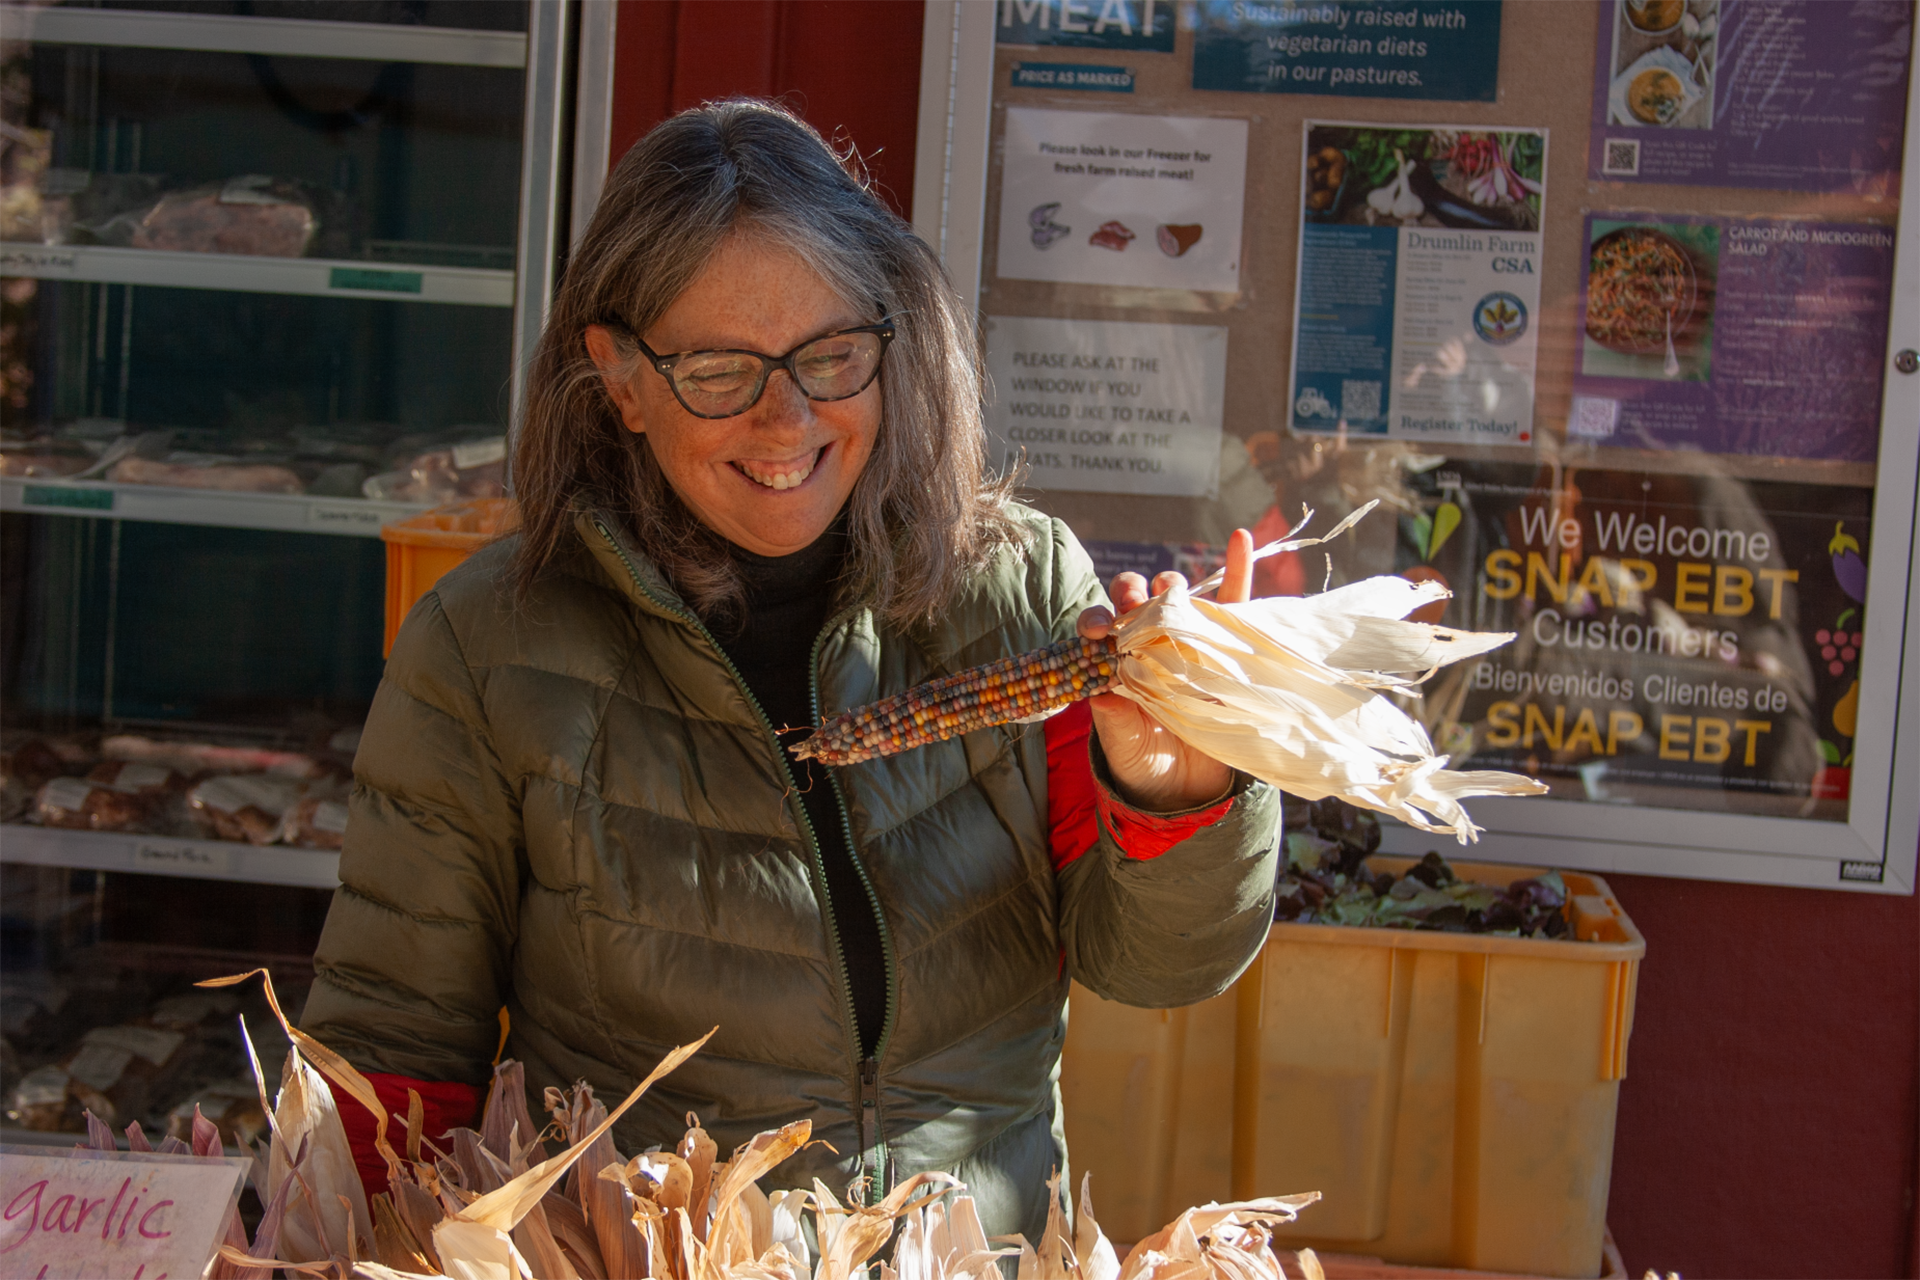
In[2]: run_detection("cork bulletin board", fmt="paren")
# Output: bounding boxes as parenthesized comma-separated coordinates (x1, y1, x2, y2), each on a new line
(943, 0, 1919, 887)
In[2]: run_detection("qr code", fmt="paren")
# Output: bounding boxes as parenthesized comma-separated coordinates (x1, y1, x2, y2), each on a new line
(1569, 395, 1619, 439)
(1340, 379, 1381, 422)
(1602, 138, 1640, 175)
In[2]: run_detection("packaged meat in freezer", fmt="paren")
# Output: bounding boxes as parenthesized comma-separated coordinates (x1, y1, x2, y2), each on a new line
(107, 453, 305, 494)
(32, 775, 170, 833)
(129, 176, 319, 258)
(146, 990, 240, 1031)
(60, 1023, 189, 1128)
(5, 1063, 72, 1131)
(187, 774, 305, 844)
(0, 441, 96, 477)
(283, 794, 350, 850)
(167, 1079, 268, 1150)
(362, 435, 507, 504)
(104, 734, 328, 780)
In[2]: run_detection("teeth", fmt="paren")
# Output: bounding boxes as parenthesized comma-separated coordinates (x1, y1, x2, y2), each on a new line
(738, 453, 817, 491)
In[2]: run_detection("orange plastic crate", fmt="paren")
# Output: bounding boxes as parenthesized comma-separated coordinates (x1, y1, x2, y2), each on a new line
(379, 498, 517, 655)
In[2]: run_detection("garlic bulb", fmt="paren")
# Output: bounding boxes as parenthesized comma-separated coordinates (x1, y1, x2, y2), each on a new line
(1366, 149, 1425, 221)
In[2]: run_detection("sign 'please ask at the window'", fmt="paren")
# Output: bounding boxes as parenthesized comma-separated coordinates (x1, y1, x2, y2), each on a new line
(1, 1147, 249, 1279)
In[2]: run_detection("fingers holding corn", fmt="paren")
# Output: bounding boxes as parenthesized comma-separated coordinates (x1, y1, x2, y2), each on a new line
(1080, 528, 1255, 812)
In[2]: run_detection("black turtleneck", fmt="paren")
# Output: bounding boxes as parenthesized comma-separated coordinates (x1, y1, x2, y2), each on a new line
(716, 522, 887, 1060)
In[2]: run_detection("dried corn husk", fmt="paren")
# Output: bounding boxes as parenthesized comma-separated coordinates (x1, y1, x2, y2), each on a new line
(797, 502, 1543, 842)
(200, 968, 377, 1265)
(1109, 569, 1545, 843)
(132, 976, 1328, 1280)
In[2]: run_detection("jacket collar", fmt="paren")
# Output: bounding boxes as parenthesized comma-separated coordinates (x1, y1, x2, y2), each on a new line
(572, 509, 699, 623)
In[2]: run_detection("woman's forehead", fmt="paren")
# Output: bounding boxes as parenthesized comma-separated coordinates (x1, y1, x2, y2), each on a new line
(647, 231, 864, 353)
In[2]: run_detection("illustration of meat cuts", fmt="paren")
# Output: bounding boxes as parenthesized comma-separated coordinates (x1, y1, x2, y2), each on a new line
(1029, 201, 1070, 249)
(1156, 224, 1203, 257)
(1090, 220, 1136, 251)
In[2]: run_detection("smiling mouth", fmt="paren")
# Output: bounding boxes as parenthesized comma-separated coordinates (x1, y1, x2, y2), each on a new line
(733, 448, 822, 491)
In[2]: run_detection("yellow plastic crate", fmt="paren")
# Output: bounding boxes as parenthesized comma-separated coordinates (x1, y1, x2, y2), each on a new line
(1059, 859, 1641, 1278)
(380, 498, 517, 656)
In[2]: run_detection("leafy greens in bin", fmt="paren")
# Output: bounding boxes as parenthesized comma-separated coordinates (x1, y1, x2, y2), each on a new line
(1275, 797, 1572, 939)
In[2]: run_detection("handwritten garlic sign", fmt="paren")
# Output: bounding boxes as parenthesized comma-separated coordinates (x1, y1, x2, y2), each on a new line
(0, 1147, 249, 1279)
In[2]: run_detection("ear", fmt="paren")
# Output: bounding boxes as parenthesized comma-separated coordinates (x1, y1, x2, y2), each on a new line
(584, 325, 649, 436)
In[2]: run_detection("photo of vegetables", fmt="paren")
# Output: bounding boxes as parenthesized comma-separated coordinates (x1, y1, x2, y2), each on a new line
(1607, 0, 1718, 130)
(1302, 124, 1544, 232)
(1581, 217, 1719, 382)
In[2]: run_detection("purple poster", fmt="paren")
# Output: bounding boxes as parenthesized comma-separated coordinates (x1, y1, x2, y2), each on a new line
(1587, 0, 1911, 193)
(1571, 214, 1895, 462)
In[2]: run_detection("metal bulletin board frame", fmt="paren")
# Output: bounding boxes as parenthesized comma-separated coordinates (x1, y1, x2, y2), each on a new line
(915, 0, 1920, 893)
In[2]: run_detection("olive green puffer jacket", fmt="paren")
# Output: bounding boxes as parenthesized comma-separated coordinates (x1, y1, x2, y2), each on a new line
(302, 505, 1280, 1243)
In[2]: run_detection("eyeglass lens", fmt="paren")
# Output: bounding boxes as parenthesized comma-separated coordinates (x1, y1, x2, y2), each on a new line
(671, 331, 886, 417)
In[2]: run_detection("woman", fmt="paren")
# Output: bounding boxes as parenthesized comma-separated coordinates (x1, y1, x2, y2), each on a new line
(302, 100, 1280, 1244)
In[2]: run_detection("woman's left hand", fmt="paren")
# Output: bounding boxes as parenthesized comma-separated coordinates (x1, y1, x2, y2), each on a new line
(1075, 528, 1255, 812)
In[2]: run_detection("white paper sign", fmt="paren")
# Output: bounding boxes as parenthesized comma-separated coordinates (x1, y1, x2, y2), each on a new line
(0, 1146, 249, 1280)
(985, 316, 1227, 497)
(997, 107, 1249, 293)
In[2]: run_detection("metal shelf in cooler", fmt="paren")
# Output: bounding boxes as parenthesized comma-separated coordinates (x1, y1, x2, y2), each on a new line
(2, 4, 529, 68)
(1, 242, 516, 308)
(0, 824, 340, 889)
(1, 477, 425, 537)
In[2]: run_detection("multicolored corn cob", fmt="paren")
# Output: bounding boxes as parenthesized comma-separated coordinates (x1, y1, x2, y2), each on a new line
(792, 635, 1119, 765)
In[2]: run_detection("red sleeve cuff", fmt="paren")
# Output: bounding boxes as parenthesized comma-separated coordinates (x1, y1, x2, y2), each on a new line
(1046, 698, 1239, 865)
(1094, 775, 1236, 860)
(327, 1072, 483, 1197)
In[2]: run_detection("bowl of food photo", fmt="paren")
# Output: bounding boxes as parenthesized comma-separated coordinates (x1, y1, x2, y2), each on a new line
(1622, 0, 1685, 35)
(1610, 47, 1704, 126)
(1584, 225, 1708, 356)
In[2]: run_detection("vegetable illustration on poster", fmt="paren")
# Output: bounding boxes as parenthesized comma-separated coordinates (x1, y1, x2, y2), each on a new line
(1390, 461, 1872, 814)
(1191, 0, 1504, 100)
(1571, 214, 1895, 461)
(995, 0, 1176, 51)
(1290, 122, 1546, 445)
(1589, 0, 1911, 191)
(983, 316, 1227, 497)
(996, 107, 1249, 294)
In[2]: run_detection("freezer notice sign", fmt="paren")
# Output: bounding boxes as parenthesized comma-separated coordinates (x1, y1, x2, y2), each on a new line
(1192, 0, 1503, 100)
(984, 316, 1227, 498)
(997, 107, 1248, 295)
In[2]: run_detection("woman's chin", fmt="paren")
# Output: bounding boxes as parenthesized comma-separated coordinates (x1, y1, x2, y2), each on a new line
(714, 494, 845, 556)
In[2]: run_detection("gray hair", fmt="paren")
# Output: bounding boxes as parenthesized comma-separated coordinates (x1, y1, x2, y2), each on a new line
(511, 99, 1019, 627)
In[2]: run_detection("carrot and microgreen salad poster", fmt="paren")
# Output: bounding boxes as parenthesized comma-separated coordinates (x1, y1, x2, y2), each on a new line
(1570, 213, 1895, 462)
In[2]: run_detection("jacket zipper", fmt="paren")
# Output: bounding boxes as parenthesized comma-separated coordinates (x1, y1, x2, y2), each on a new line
(594, 522, 895, 1202)
(807, 613, 899, 1202)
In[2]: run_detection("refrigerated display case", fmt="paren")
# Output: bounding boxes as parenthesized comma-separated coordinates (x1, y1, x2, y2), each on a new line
(0, 0, 574, 1143)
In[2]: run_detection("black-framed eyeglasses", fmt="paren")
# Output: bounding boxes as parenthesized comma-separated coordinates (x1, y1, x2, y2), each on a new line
(614, 318, 897, 420)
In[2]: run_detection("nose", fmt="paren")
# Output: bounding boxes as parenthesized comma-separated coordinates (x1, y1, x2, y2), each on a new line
(747, 367, 813, 432)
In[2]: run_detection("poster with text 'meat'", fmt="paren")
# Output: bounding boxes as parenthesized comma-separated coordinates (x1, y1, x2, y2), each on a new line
(1388, 461, 1871, 818)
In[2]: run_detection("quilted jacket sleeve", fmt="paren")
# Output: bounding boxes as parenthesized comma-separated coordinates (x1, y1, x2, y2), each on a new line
(1041, 519, 1284, 1009)
(299, 590, 524, 1085)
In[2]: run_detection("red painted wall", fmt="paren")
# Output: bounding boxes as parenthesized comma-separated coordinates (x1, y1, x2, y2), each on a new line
(608, 0, 925, 215)
(604, 8, 1920, 1275)
(1605, 871, 1918, 1279)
